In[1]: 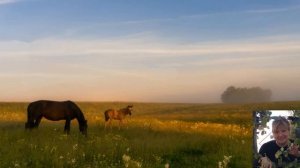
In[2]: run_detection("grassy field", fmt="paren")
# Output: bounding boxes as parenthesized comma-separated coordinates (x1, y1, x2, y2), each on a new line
(0, 101, 300, 168)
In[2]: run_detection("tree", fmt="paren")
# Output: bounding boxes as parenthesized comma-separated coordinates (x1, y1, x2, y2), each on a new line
(221, 86, 272, 103)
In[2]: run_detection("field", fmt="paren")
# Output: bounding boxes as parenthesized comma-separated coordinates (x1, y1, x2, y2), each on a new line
(1, 101, 300, 168)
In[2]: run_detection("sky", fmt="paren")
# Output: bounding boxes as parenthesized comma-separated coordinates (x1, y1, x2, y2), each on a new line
(0, 0, 300, 103)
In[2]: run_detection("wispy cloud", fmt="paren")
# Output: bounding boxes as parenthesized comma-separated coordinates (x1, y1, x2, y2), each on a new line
(0, 0, 20, 5)
(0, 34, 300, 102)
(180, 5, 300, 20)
(1, 34, 300, 58)
(244, 5, 300, 14)
(59, 5, 300, 36)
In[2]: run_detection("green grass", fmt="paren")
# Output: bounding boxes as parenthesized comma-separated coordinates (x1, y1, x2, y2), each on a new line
(1, 101, 300, 167)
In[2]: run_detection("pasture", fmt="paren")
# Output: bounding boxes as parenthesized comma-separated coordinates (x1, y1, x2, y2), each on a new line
(0, 101, 299, 168)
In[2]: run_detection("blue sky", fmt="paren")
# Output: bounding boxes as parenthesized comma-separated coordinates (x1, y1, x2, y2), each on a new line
(1, 0, 300, 102)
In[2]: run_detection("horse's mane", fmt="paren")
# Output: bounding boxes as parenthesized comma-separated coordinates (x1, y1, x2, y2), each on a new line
(119, 105, 132, 115)
(67, 101, 86, 122)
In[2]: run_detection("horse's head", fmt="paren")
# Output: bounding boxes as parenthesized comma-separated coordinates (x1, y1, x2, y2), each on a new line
(79, 119, 88, 136)
(127, 105, 133, 115)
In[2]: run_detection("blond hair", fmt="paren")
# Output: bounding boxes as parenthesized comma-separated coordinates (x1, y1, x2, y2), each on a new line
(272, 117, 290, 133)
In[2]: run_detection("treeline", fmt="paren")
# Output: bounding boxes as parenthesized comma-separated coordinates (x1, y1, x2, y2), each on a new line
(221, 86, 272, 103)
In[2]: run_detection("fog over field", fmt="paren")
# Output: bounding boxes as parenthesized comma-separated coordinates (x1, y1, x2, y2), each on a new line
(1, 0, 300, 103)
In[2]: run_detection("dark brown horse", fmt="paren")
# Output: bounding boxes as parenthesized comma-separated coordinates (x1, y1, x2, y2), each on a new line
(25, 100, 88, 135)
(104, 105, 133, 129)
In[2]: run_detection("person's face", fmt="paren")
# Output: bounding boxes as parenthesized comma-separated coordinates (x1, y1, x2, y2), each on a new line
(273, 125, 289, 146)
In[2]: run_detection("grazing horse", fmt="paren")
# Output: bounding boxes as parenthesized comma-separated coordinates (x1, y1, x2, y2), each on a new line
(104, 105, 133, 129)
(25, 100, 88, 136)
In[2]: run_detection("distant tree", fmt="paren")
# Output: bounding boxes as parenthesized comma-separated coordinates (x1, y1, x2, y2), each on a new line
(221, 86, 272, 103)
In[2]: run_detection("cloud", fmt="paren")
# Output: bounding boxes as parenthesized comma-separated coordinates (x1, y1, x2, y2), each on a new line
(0, 34, 299, 59)
(0, 0, 20, 5)
(244, 5, 300, 14)
(1, 34, 300, 78)
(181, 5, 300, 20)
(0, 34, 300, 102)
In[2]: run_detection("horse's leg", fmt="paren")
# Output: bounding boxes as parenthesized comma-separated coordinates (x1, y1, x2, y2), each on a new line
(124, 118, 129, 129)
(104, 121, 109, 130)
(119, 120, 123, 130)
(104, 119, 112, 131)
(34, 116, 43, 128)
(25, 117, 34, 129)
(111, 120, 114, 130)
(108, 119, 113, 130)
(64, 119, 71, 134)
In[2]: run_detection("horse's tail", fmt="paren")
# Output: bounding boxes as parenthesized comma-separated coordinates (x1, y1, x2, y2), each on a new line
(26, 103, 33, 120)
(26, 102, 36, 129)
(104, 110, 110, 121)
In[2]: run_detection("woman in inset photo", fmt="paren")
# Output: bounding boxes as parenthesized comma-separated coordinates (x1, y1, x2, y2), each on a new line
(258, 117, 300, 168)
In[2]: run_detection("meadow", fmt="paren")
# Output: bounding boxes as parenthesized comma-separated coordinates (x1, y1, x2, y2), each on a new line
(1, 101, 300, 168)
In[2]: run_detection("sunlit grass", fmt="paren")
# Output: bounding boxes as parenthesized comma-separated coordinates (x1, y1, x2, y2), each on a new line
(1, 101, 300, 167)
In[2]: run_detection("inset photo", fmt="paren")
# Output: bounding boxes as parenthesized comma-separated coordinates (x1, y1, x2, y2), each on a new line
(253, 110, 300, 168)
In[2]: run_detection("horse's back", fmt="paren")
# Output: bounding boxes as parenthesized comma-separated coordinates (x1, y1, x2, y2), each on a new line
(29, 100, 61, 109)
(27, 100, 48, 115)
(105, 108, 128, 121)
(104, 109, 118, 119)
(28, 100, 76, 121)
